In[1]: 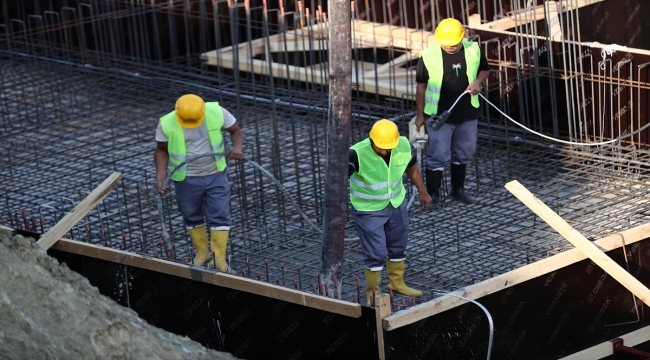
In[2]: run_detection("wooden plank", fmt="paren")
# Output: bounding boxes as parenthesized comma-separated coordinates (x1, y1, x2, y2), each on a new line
(51, 238, 192, 279)
(505, 180, 650, 306)
(199, 19, 433, 102)
(203, 271, 362, 318)
(375, 294, 392, 360)
(473, 0, 605, 31)
(302, 292, 362, 318)
(201, 53, 415, 99)
(477, 6, 547, 31)
(0, 225, 17, 237)
(383, 222, 650, 330)
(50, 238, 362, 318)
(559, 325, 650, 360)
(37, 172, 123, 250)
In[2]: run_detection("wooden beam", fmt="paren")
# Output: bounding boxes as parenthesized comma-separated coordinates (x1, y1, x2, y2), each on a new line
(505, 180, 650, 306)
(199, 19, 435, 102)
(383, 222, 650, 330)
(50, 238, 362, 318)
(559, 325, 650, 360)
(37, 172, 123, 250)
(476, 5, 547, 31)
(0, 225, 17, 237)
(472, 0, 606, 31)
(375, 294, 392, 360)
(201, 53, 417, 99)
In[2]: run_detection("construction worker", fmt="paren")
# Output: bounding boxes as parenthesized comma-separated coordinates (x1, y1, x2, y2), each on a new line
(154, 94, 244, 272)
(349, 119, 432, 305)
(415, 18, 490, 209)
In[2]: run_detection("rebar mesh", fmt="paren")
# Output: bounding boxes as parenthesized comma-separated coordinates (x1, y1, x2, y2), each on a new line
(2, 0, 650, 309)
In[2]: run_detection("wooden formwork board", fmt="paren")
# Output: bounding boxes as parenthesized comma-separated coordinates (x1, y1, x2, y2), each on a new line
(42, 232, 376, 359)
(383, 221, 650, 331)
(37, 172, 122, 250)
(469, 0, 605, 32)
(506, 180, 650, 306)
(200, 20, 438, 99)
(380, 180, 650, 359)
(50, 238, 361, 318)
(559, 325, 650, 359)
(200, 1, 613, 100)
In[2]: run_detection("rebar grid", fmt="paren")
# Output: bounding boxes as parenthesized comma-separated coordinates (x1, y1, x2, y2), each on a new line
(3, 0, 650, 309)
(4, 58, 650, 306)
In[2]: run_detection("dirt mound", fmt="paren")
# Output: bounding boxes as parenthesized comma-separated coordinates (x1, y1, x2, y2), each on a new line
(0, 234, 239, 360)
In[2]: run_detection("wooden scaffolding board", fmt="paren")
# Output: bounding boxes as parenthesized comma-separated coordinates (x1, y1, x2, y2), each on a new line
(200, 20, 440, 99)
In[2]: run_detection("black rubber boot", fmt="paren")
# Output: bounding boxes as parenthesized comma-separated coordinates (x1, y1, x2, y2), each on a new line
(449, 164, 476, 204)
(425, 170, 443, 210)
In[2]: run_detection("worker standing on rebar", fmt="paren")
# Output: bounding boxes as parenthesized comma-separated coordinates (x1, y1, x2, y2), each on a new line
(415, 18, 490, 209)
(349, 119, 432, 305)
(154, 94, 243, 272)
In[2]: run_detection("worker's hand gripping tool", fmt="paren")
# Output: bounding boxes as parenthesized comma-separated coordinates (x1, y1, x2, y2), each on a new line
(408, 117, 428, 149)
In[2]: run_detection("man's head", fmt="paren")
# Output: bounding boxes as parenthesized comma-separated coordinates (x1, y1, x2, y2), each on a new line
(435, 18, 464, 54)
(369, 119, 399, 156)
(175, 94, 205, 128)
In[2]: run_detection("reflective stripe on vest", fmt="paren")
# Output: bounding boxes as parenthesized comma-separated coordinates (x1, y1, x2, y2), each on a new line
(420, 41, 481, 115)
(425, 85, 441, 107)
(160, 102, 226, 181)
(168, 152, 187, 175)
(349, 137, 411, 211)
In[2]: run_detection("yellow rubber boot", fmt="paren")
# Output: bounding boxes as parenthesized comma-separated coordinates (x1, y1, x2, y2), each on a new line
(365, 269, 382, 306)
(210, 229, 233, 273)
(386, 260, 423, 297)
(188, 225, 210, 266)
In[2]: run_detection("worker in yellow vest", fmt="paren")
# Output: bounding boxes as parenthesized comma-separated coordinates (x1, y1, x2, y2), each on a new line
(349, 119, 432, 305)
(154, 94, 244, 272)
(414, 18, 490, 209)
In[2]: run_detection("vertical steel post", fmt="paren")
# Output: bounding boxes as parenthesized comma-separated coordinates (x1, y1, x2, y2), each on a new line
(320, 0, 351, 288)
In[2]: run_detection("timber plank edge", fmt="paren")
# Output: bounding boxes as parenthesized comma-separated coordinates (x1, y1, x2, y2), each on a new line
(383, 222, 650, 331)
(50, 238, 361, 318)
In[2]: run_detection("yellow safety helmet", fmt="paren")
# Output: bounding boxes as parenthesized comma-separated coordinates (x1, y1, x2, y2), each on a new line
(435, 18, 465, 46)
(369, 119, 400, 149)
(175, 94, 205, 128)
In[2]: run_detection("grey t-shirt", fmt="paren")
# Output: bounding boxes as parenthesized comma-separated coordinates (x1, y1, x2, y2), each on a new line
(155, 107, 237, 176)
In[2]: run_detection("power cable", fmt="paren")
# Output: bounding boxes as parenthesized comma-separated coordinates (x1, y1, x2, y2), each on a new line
(448, 90, 650, 146)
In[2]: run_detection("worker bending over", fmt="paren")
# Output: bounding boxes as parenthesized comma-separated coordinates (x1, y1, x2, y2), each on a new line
(154, 94, 244, 272)
(349, 119, 432, 305)
(415, 18, 490, 209)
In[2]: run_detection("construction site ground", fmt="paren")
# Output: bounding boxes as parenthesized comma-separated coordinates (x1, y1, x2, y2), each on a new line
(0, 232, 238, 359)
(3, 0, 650, 358)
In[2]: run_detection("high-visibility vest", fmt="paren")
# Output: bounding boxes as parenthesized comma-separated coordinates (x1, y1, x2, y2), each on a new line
(349, 137, 411, 211)
(420, 41, 481, 115)
(160, 102, 226, 181)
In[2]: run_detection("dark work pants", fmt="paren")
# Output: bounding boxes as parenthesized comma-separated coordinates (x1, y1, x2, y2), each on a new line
(425, 119, 478, 171)
(352, 201, 409, 271)
(173, 170, 231, 230)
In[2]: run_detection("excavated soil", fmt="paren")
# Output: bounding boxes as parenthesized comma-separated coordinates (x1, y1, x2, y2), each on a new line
(0, 233, 239, 360)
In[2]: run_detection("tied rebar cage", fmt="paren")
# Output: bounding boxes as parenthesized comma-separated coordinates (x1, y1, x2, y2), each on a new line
(2, 0, 650, 310)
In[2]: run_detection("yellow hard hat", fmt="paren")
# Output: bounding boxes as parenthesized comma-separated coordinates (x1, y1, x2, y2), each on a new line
(369, 119, 400, 149)
(435, 18, 465, 46)
(175, 94, 205, 128)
